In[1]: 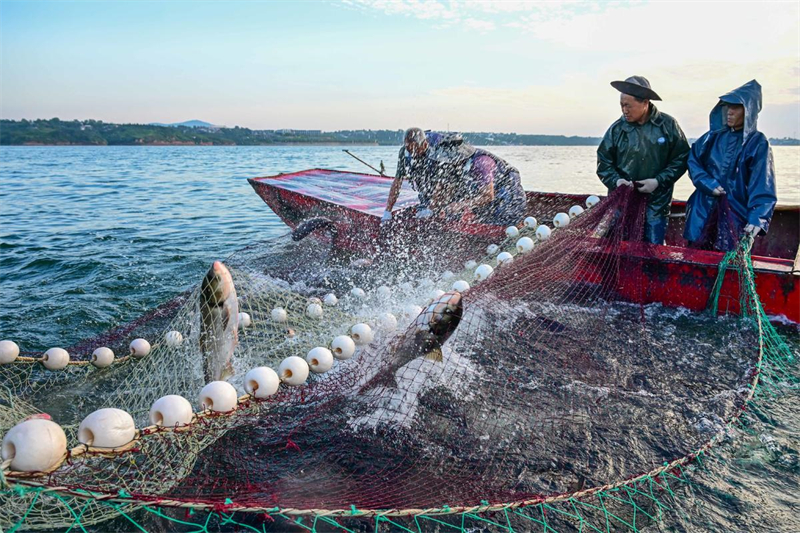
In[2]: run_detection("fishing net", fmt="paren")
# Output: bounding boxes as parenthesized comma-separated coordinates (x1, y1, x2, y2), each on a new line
(1, 186, 796, 532)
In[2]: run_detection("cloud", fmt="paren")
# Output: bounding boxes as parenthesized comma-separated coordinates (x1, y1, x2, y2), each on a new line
(463, 17, 495, 32)
(347, 0, 798, 58)
(339, 0, 799, 136)
(342, 0, 584, 31)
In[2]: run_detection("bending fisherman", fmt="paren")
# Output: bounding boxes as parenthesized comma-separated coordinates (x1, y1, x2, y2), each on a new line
(381, 128, 460, 222)
(430, 146, 527, 227)
(683, 80, 777, 250)
(382, 127, 526, 226)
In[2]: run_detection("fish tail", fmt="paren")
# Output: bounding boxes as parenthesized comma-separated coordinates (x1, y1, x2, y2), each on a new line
(220, 362, 235, 382)
(425, 346, 444, 363)
(360, 372, 396, 394)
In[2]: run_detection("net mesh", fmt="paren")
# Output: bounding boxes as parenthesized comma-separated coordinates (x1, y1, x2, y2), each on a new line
(1, 186, 796, 532)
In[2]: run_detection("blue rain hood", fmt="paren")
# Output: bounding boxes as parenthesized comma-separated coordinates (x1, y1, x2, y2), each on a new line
(709, 79, 762, 144)
(683, 79, 777, 247)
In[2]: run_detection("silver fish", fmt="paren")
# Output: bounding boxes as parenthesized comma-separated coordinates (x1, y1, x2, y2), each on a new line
(200, 261, 239, 383)
(361, 291, 463, 393)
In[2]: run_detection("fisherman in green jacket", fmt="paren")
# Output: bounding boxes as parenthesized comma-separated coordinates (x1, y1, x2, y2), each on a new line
(597, 76, 690, 244)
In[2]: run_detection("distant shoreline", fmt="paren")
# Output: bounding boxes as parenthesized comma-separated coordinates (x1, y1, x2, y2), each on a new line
(15, 141, 386, 147)
(3, 119, 799, 146)
(0, 118, 604, 146)
(9, 141, 800, 147)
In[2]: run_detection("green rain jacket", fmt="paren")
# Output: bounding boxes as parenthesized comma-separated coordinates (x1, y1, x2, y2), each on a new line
(597, 105, 690, 219)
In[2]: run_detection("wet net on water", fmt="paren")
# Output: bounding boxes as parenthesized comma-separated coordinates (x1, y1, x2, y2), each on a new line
(0, 187, 796, 532)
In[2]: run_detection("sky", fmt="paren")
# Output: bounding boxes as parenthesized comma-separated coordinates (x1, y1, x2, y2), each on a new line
(1, 0, 799, 138)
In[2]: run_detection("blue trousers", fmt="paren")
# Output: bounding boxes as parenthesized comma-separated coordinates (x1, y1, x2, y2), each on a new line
(644, 215, 667, 245)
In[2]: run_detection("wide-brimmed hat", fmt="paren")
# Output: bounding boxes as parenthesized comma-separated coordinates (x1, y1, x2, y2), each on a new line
(611, 75, 662, 101)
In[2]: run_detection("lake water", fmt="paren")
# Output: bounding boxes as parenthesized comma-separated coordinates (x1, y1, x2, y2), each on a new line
(0, 145, 798, 531)
(2, 145, 797, 348)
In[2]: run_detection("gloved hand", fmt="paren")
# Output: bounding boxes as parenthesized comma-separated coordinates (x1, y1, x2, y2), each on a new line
(381, 210, 392, 223)
(415, 207, 433, 219)
(616, 179, 632, 187)
(635, 178, 659, 194)
(743, 224, 762, 236)
(712, 186, 726, 196)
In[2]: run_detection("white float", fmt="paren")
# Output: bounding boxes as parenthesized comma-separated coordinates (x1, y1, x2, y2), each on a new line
(129, 338, 151, 358)
(524, 216, 538, 229)
(306, 347, 334, 373)
(165, 330, 183, 347)
(350, 323, 374, 346)
(1, 418, 67, 472)
(417, 278, 434, 290)
(474, 264, 494, 281)
(398, 282, 414, 293)
(331, 335, 356, 360)
(0, 340, 20, 364)
(278, 356, 309, 386)
(91, 347, 115, 368)
(553, 212, 570, 228)
(452, 280, 470, 292)
(429, 288, 446, 300)
(536, 225, 552, 241)
(238, 312, 252, 328)
(376, 285, 392, 299)
(306, 303, 323, 319)
(42, 348, 69, 370)
(486, 244, 500, 255)
(505, 226, 520, 238)
(569, 205, 584, 218)
(199, 381, 238, 412)
(378, 312, 398, 331)
(308, 297, 322, 306)
(271, 307, 288, 323)
(497, 252, 514, 265)
(464, 260, 478, 270)
(78, 408, 136, 448)
(149, 395, 194, 427)
(586, 195, 600, 208)
(402, 304, 423, 320)
(244, 367, 280, 398)
(350, 287, 367, 300)
(516, 236, 535, 254)
(323, 293, 338, 306)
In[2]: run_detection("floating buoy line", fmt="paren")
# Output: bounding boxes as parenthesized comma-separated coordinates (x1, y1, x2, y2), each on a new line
(1, 200, 597, 477)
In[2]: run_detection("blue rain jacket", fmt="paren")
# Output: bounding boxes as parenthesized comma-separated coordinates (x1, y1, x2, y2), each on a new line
(684, 80, 777, 244)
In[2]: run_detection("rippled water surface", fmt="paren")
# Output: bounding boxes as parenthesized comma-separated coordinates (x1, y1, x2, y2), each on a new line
(0, 145, 798, 531)
(2, 145, 797, 349)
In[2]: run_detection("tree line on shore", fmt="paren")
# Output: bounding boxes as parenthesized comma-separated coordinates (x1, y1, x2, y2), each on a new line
(0, 118, 602, 146)
(2, 118, 798, 146)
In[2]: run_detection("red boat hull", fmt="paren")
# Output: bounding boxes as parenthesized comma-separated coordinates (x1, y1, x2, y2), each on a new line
(249, 169, 799, 323)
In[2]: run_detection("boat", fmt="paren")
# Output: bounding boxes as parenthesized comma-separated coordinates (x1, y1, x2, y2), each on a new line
(248, 168, 799, 323)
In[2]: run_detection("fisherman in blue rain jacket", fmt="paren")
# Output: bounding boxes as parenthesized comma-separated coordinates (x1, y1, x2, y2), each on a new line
(683, 80, 777, 250)
(597, 76, 690, 244)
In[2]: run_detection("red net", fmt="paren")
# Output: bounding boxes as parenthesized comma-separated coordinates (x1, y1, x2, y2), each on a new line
(2, 187, 765, 531)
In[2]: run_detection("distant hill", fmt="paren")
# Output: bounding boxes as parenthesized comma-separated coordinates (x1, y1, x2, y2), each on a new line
(2, 118, 797, 147)
(149, 120, 218, 128)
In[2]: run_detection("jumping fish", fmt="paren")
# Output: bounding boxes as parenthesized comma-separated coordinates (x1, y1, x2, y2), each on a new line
(361, 291, 463, 393)
(200, 261, 239, 383)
